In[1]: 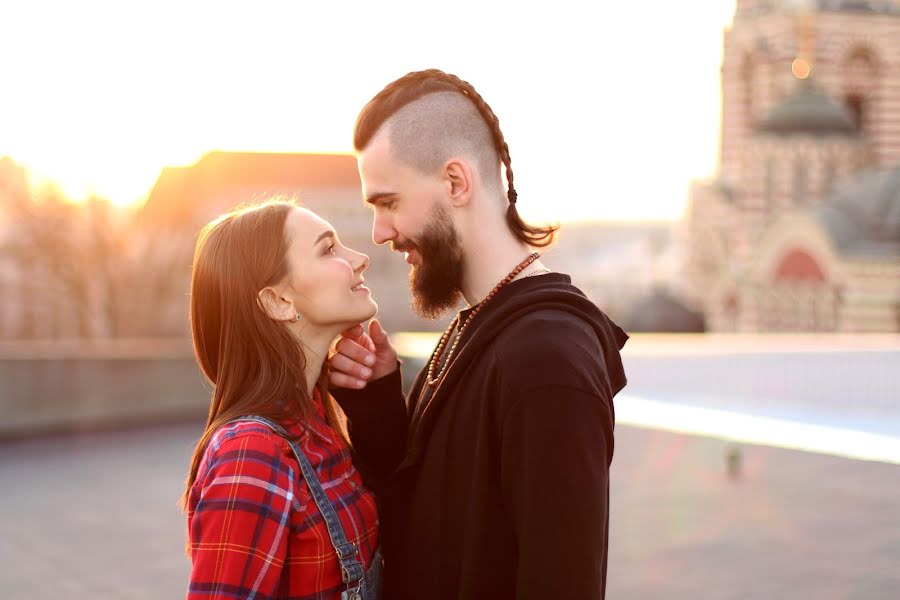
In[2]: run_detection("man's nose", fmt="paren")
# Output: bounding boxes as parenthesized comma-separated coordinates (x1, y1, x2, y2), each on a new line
(372, 214, 395, 246)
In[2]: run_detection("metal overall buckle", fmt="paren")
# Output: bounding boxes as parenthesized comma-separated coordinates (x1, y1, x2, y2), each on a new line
(336, 541, 364, 599)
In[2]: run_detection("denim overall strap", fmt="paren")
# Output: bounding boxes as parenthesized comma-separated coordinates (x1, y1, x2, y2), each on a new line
(230, 416, 370, 599)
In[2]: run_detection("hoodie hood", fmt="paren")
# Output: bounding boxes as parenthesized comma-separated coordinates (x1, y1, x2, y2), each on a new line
(457, 272, 628, 397)
(400, 272, 628, 471)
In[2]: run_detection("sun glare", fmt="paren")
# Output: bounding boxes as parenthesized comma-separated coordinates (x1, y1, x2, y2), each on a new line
(617, 394, 900, 466)
(1, 1, 737, 221)
(26, 161, 164, 207)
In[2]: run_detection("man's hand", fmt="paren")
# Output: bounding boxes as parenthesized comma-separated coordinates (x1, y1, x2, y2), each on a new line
(329, 319, 399, 389)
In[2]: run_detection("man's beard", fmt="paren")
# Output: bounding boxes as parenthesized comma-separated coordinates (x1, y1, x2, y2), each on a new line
(399, 204, 465, 320)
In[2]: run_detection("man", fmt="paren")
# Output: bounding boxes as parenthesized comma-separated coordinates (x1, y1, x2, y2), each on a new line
(329, 69, 628, 600)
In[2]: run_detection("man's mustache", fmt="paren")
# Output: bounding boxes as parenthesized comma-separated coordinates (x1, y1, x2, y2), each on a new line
(391, 241, 417, 253)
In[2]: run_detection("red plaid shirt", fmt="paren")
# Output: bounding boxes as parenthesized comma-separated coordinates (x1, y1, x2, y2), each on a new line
(186, 392, 379, 599)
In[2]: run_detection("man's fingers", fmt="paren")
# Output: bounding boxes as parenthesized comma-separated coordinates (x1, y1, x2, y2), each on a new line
(363, 332, 376, 354)
(369, 319, 387, 346)
(329, 353, 373, 380)
(340, 323, 365, 341)
(341, 323, 379, 355)
(328, 336, 373, 387)
(370, 319, 396, 354)
(328, 371, 367, 389)
(332, 337, 376, 367)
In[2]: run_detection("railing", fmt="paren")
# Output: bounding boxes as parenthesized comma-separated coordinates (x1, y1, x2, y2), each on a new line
(1, 334, 898, 441)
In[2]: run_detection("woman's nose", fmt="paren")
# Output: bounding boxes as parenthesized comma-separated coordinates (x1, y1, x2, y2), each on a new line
(353, 251, 370, 273)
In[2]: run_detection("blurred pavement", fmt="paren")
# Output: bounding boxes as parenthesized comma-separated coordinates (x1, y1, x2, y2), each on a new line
(1, 420, 898, 599)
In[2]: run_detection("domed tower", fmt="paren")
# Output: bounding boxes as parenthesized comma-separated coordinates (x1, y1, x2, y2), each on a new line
(727, 167, 900, 332)
(685, 0, 900, 331)
(719, 0, 900, 186)
(733, 77, 871, 260)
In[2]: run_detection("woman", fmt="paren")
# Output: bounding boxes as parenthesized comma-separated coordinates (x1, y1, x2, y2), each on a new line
(182, 199, 381, 600)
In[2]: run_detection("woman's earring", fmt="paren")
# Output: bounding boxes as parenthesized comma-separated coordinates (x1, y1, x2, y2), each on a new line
(293, 313, 301, 323)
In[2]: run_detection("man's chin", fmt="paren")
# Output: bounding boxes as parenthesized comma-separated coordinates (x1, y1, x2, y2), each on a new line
(410, 287, 462, 320)
(411, 305, 453, 320)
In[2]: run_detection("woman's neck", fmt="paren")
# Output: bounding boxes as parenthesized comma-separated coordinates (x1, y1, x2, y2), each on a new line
(295, 326, 336, 397)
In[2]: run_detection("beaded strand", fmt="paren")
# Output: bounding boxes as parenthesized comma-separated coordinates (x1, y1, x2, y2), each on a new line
(426, 252, 540, 387)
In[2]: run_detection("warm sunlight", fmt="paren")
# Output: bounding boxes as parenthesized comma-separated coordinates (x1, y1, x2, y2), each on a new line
(3, 5, 899, 598)
(27, 163, 166, 207)
(1, 0, 736, 219)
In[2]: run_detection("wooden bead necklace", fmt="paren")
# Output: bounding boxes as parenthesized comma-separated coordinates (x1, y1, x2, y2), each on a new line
(425, 252, 540, 387)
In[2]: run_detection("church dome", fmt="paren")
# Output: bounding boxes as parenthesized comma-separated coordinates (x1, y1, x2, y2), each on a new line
(813, 167, 900, 256)
(624, 288, 706, 333)
(757, 79, 858, 136)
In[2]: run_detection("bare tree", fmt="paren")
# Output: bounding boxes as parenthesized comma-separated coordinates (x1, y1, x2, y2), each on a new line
(0, 160, 186, 339)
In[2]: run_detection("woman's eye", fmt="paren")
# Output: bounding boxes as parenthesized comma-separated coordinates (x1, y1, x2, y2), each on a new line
(325, 244, 336, 255)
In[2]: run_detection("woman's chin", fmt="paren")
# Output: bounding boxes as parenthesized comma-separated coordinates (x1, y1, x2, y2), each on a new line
(361, 299, 378, 322)
(337, 302, 378, 331)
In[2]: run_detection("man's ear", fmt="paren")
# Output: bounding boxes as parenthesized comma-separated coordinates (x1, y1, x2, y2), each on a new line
(257, 286, 294, 322)
(443, 158, 473, 208)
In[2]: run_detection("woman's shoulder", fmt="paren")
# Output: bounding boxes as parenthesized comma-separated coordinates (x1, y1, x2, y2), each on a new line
(211, 419, 287, 447)
(189, 421, 307, 528)
(197, 420, 298, 483)
(205, 420, 291, 456)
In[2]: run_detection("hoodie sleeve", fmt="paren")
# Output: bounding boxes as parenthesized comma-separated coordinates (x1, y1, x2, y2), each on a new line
(331, 367, 409, 493)
(499, 383, 613, 600)
(493, 308, 620, 600)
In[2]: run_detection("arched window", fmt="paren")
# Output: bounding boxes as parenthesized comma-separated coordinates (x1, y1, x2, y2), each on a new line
(741, 53, 756, 129)
(774, 248, 826, 283)
(764, 157, 775, 211)
(722, 293, 740, 332)
(822, 155, 835, 195)
(844, 94, 864, 131)
(793, 158, 807, 206)
(842, 47, 879, 132)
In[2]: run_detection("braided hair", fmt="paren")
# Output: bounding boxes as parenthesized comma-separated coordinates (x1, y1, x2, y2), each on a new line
(354, 69, 558, 248)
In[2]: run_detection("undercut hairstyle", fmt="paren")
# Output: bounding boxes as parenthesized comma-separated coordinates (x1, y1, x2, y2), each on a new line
(381, 92, 500, 188)
(354, 68, 558, 247)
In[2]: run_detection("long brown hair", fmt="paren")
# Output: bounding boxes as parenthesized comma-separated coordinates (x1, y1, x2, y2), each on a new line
(181, 199, 345, 510)
(354, 68, 559, 247)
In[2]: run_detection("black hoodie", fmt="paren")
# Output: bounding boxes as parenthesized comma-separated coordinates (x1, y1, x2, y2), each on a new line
(334, 273, 628, 600)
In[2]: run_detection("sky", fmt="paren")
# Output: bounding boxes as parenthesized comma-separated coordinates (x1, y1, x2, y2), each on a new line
(0, 0, 737, 222)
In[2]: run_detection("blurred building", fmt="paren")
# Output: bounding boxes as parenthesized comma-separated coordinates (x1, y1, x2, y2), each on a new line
(2, 149, 675, 340)
(137, 151, 426, 336)
(685, 0, 900, 332)
(0, 159, 130, 339)
(140, 152, 692, 337)
(623, 288, 706, 333)
(543, 222, 687, 328)
(0, 158, 32, 337)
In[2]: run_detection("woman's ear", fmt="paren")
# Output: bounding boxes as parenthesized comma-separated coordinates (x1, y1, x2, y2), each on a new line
(257, 286, 294, 322)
